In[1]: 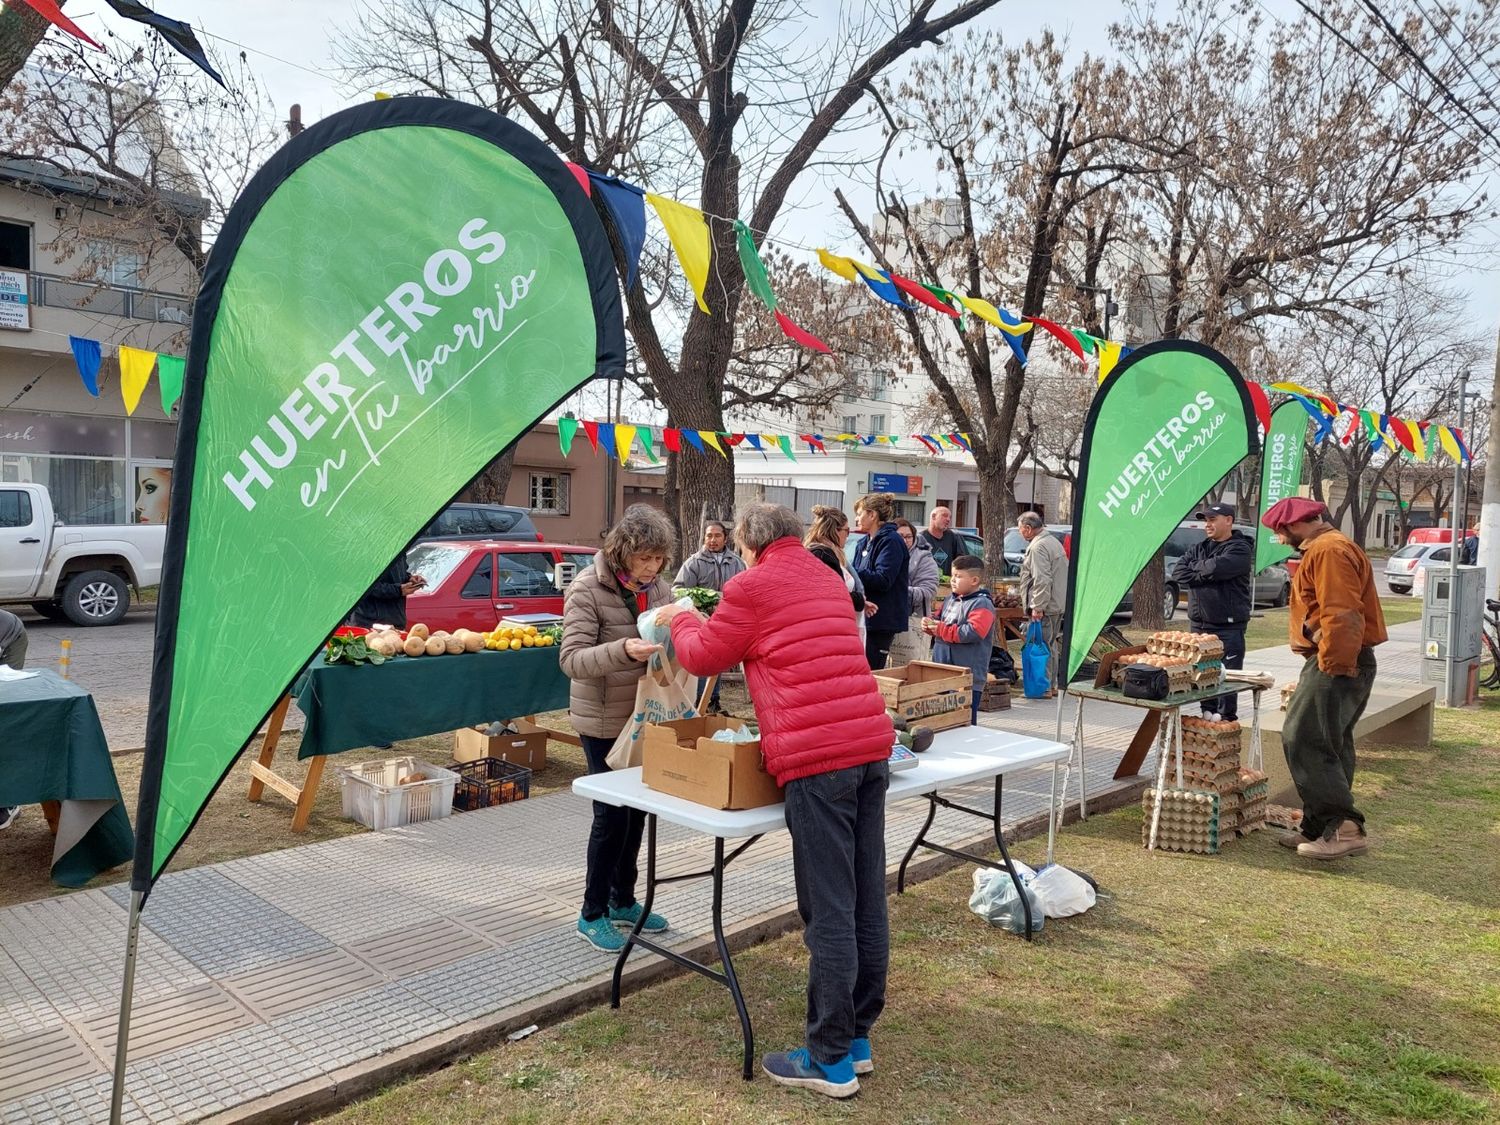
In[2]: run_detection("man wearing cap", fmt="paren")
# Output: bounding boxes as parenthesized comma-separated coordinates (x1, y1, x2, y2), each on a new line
(1171, 503, 1252, 721)
(1261, 497, 1387, 861)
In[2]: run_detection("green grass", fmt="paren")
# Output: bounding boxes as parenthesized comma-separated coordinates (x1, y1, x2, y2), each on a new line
(320, 699, 1500, 1125)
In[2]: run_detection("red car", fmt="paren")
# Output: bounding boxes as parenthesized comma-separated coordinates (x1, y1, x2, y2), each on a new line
(405, 540, 598, 633)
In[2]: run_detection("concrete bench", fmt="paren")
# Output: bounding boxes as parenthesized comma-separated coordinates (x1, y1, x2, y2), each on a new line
(1242, 682, 1436, 805)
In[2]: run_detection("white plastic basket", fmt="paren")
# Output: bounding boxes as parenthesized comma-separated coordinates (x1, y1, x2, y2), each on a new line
(339, 756, 458, 830)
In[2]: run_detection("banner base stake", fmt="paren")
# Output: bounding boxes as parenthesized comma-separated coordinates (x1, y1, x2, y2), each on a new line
(109, 890, 144, 1125)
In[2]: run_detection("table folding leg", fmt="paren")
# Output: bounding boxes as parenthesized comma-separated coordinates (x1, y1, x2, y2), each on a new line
(610, 815, 764, 1080)
(895, 775, 1035, 940)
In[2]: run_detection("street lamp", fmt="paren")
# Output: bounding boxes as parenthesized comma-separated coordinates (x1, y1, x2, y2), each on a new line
(1073, 282, 1119, 340)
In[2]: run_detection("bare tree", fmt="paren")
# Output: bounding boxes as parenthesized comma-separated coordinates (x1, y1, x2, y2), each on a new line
(335, 0, 1006, 533)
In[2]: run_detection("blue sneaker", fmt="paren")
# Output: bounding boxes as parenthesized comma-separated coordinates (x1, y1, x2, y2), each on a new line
(609, 902, 669, 932)
(577, 914, 627, 953)
(761, 1048, 859, 1098)
(850, 1037, 873, 1075)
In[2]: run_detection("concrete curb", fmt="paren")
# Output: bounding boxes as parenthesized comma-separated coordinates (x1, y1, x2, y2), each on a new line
(203, 780, 1144, 1124)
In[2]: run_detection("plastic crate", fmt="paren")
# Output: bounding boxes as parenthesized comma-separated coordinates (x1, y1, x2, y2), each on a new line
(339, 756, 458, 830)
(451, 757, 532, 811)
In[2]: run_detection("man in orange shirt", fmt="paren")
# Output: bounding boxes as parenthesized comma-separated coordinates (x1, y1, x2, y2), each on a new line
(1261, 498, 1387, 860)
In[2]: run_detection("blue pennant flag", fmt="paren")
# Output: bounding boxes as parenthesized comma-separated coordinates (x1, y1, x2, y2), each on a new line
(68, 336, 102, 397)
(587, 172, 647, 288)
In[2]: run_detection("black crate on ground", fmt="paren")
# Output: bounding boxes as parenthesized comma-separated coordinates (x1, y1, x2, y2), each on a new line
(449, 757, 532, 811)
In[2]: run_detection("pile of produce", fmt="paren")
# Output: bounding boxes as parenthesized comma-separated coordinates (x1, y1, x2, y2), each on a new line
(325, 632, 386, 666)
(482, 623, 557, 650)
(672, 586, 721, 613)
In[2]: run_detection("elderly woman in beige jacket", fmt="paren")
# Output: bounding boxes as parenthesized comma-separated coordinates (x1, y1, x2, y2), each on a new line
(559, 504, 677, 952)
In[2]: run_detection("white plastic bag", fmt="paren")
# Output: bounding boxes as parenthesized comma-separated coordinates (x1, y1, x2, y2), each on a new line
(637, 597, 694, 650)
(1030, 864, 1096, 918)
(710, 724, 760, 744)
(968, 866, 1044, 934)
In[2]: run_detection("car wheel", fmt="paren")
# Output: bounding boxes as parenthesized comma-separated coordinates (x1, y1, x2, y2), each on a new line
(1272, 580, 1288, 608)
(61, 570, 130, 626)
(1163, 584, 1178, 621)
(29, 600, 67, 621)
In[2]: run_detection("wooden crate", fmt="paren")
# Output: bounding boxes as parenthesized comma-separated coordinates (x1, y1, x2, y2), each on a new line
(874, 661, 971, 710)
(900, 701, 972, 733)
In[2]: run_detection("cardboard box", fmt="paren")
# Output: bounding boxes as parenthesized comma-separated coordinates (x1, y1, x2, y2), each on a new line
(873, 661, 971, 712)
(453, 719, 548, 772)
(641, 716, 782, 810)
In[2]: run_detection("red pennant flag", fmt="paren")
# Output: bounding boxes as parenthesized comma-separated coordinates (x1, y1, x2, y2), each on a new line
(1027, 315, 1086, 361)
(662, 427, 682, 453)
(774, 311, 831, 354)
(723, 433, 746, 447)
(913, 435, 940, 454)
(14, 0, 102, 48)
(1247, 382, 1271, 436)
(582, 420, 600, 452)
(886, 272, 959, 317)
(565, 162, 591, 197)
(1389, 417, 1417, 454)
(798, 433, 827, 454)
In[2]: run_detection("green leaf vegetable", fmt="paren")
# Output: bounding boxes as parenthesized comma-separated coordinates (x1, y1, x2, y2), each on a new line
(326, 634, 387, 666)
(672, 586, 722, 613)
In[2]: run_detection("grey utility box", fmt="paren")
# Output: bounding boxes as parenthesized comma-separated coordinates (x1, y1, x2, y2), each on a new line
(1420, 564, 1485, 661)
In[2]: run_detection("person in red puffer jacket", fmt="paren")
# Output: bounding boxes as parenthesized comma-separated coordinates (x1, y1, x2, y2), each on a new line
(659, 503, 894, 1099)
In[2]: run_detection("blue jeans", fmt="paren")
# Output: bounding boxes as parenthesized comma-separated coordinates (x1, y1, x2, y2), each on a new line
(580, 734, 645, 921)
(783, 759, 890, 1064)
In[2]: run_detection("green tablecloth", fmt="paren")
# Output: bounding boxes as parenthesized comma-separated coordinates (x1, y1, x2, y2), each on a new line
(0, 670, 134, 886)
(293, 647, 571, 759)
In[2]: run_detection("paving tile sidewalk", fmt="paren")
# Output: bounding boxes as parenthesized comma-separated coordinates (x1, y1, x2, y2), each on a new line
(0, 628, 1425, 1124)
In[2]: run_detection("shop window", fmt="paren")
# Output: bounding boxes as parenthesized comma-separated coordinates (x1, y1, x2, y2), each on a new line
(0, 221, 29, 271)
(1, 455, 126, 524)
(528, 472, 569, 515)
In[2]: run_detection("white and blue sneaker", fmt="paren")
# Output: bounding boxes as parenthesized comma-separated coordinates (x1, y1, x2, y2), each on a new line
(761, 1048, 859, 1097)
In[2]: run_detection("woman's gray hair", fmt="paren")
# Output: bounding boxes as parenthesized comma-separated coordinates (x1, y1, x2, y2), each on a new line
(736, 503, 804, 554)
(1018, 511, 1044, 531)
(602, 503, 677, 572)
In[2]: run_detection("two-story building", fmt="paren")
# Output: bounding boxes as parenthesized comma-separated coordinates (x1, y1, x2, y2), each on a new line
(0, 155, 204, 526)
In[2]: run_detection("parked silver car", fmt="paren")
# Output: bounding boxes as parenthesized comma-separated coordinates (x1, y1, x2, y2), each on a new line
(1384, 543, 1452, 595)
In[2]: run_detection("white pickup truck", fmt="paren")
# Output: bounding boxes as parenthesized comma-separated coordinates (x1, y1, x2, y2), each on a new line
(0, 482, 166, 626)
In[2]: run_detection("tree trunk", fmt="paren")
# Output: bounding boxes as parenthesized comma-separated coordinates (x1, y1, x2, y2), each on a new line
(458, 447, 518, 506)
(0, 1, 54, 93)
(977, 463, 1011, 578)
(1130, 550, 1168, 629)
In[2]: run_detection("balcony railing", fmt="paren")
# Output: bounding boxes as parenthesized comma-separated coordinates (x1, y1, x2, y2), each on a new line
(26, 271, 192, 325)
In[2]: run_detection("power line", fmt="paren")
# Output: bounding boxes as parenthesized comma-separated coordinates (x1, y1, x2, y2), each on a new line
(1411, 0, 1500, 121)
(1354, 0, 1500, 150)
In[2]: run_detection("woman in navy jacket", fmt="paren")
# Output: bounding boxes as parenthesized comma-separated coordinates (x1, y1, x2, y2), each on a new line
(852, 492, 911, 669)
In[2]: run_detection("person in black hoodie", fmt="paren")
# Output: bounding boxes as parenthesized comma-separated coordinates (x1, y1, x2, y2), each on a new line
(1171, 503, 1252, 721)
(349, 552, 424, 630)
(852, 492, 911, 669)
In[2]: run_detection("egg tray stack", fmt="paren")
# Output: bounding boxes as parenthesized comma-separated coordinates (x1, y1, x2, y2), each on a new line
(1148, 632, 1226, 691)
(1236, 768, 1269, 835)
(1141, 788, 1221, 854)
(1279, 682, 1298, 711)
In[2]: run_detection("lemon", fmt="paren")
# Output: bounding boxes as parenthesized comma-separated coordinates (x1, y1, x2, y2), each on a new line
(522, 635, 534, 647)
(509, 638, 523, 651)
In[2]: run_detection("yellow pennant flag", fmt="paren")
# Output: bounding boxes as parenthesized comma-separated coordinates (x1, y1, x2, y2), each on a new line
(1269, 380, 1321, 399)
(646, 193, 712, 314)
(118, 346, 157, 416)
(699, 430, 726, 457)
(817, 248, 859, 282)
(1097, 340, 1124, 383)
(1438, 425, 1463, 462)
(614, 423, 637, 465)
(955, 295, 1032, 336)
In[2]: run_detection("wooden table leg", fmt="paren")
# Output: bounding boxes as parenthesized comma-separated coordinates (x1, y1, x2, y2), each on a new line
(290, 754, 326, 834)
(247, 695, 293, 802)
(1114, 710, 1163, 779)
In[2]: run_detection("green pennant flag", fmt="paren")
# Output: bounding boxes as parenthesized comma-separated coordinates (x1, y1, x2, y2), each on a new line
(1255, 400, 1307, 572)
(734, 220, 778, 311)
(558, 416, 579, 456)
(156, 354, 186, 413)
(1064, 342, 1258, 681)
(1071, 330, 1098, 355)
(776, 434, 795, 460)
(638, 425, 661, 464)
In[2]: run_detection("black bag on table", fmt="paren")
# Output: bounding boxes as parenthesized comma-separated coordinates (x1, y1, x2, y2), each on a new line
(1121, 663, 1169, 701)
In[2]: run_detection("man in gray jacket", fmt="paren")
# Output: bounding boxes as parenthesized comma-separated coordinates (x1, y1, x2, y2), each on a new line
(673, 520, 746, 712)
(1017, 512, 1068, 683)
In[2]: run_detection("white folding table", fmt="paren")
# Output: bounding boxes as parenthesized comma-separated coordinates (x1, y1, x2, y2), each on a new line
(573, 726, 1068, 1079)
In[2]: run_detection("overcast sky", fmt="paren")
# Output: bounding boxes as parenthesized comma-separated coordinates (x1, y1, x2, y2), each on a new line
(94, 0, 1500, 373)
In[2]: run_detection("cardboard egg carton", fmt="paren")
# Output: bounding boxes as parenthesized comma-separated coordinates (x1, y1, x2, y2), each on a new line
(1146, 631, 1226, 662)
(1184, 766, 1241, 797)
(1142, 787, 1221, 854)
(1279, 682, 1297, 711)
(1190, 660, 1225, 689)
(1236, 768, 1269, 801)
